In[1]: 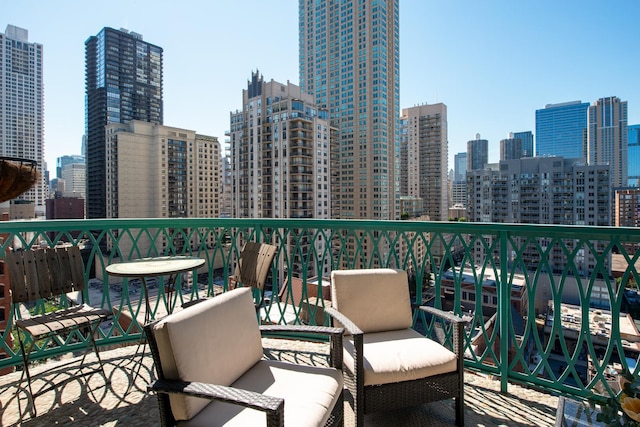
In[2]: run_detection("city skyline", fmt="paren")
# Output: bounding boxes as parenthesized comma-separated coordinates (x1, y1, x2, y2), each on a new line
(4, 1, 640, 172)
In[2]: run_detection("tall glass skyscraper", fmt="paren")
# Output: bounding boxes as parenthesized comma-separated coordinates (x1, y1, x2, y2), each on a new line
(454, 152, 467, 183)
(467, 134, 488, 171)
(299, 0, 400, 220)
(629, 124, 640, 187)
(0, 25, 45, 214)
(535, 101, 589, 159)
(85, 28, 163, 218)
(513, 131, 534, 158)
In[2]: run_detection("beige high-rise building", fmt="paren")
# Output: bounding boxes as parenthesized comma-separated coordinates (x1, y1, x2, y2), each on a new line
(588, 96, 628, 189)
(61, 163, 86, 198)
(229, 72, 336, 278)
(400, 103, 448, 222)
(105, 120, 220, 220)
(104, 121, 220, 257)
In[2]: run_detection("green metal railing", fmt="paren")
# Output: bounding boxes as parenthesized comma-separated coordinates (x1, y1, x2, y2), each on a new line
(1, 218, 639, 402)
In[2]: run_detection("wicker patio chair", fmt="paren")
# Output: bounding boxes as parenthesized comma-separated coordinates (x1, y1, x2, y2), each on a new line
(326, 268, 466, 427)
(146, 287, 345, 426)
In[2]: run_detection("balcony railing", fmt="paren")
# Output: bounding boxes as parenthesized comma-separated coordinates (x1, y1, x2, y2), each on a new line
(1, 218, 639, 404)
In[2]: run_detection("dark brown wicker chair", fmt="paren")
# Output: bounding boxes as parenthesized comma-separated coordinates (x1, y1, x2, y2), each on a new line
(326, 268, 466, 427)
(146, 287, 345, 426)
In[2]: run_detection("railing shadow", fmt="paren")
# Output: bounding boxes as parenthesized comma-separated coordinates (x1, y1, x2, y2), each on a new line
(0, 346, 157, 427)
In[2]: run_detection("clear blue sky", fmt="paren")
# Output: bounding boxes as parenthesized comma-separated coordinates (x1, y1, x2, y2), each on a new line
(5, 1, 640, 174)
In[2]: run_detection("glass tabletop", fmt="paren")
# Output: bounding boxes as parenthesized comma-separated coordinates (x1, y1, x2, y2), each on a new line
(556, 396, 605, 427)
(105, 256, 205, 278)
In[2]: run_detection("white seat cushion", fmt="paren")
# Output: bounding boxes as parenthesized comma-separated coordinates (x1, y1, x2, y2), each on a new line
(343, 328, 457, 386)
(179, 359, 343, 427)
(153, 288, 264, 420)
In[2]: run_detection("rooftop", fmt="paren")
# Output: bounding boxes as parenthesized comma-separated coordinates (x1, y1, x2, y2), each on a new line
(1, 340, 559, 427)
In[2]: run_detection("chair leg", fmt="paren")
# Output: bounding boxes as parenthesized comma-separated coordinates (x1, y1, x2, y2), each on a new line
(16, 330, 37, 417)
(455, 391, 464, 426)
(87, 321, 111, 385)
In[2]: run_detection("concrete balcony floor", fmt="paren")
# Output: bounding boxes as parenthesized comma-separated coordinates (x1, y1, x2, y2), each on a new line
(1, 339, 559, 426)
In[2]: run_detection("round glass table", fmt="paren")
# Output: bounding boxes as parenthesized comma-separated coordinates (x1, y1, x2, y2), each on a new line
(106, 255, 205, 318)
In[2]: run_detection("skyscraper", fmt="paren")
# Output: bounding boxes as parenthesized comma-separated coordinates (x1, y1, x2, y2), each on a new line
(535, 101, 589, 158)
(500, 134, 523, 161)
(629, 124, 640, 187)
(588, 96, 628, 189)
(104, 120, 220, 257)
(513, 131, 534, 158)
(0, 25, 45, 214)
(454, 152, 467, 183)
(230, 71, 334, 278)
(451, 152, 468, 207)
(467, 134, 488, 171)
(85, 28, 163, 219)
(299, 0, 400, 221)
(400, 103, 448, 221)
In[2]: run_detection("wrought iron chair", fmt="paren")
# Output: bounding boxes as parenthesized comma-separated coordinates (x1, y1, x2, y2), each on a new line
(146, 287, 345, 426)
(6, 246, 112, 417)
(326, 268, 466, 427)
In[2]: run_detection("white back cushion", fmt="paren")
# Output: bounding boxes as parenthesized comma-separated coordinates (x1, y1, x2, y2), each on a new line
(153, 288, 263, 420)
(331, 268, 413, 333)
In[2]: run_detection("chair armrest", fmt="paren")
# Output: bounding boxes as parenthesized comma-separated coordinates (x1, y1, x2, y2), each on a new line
(324, 307, 363, 336)
(260, 324, 344, 370)
(416, 305, 467, 361)
(416, 305, 467, 325)
(259, 323, 343, 337)
(324, 306, 364, 394)
(149, 379, 284, 415)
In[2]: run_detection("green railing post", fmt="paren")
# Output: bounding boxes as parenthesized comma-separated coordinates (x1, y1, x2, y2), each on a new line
(499, 229, 509, 393)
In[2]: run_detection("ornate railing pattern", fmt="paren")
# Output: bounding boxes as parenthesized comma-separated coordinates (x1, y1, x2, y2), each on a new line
(1, 218, 639, 401)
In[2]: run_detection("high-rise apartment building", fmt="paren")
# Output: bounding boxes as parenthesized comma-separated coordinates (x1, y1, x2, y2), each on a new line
(615, 187, 640, 255)
(467, 157, 611, 274)
(500, 134, 523, 161)
(105, 120, 219, 219)
(629, 124, 640, 187)
(501, 131, 535, 160)
(299, 0, 400, 221)
(588, 96, 628, 189)
(220, 154, 232, 218)
(0, 25, 45, 214)
(104, 121, 219, 257)
(467, 134, 488, 171)
(61, 162, 86, 198)
(85, 28, 163, 219)
(535, 101, 589, 158)
(400, 103, 448, 221)
(229, 72, 335, 277)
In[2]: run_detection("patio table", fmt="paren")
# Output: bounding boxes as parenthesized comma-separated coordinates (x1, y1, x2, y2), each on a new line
(106, 255, 205, 321)
(106, 256, 205, 385)
(555, 396, 605, 427)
